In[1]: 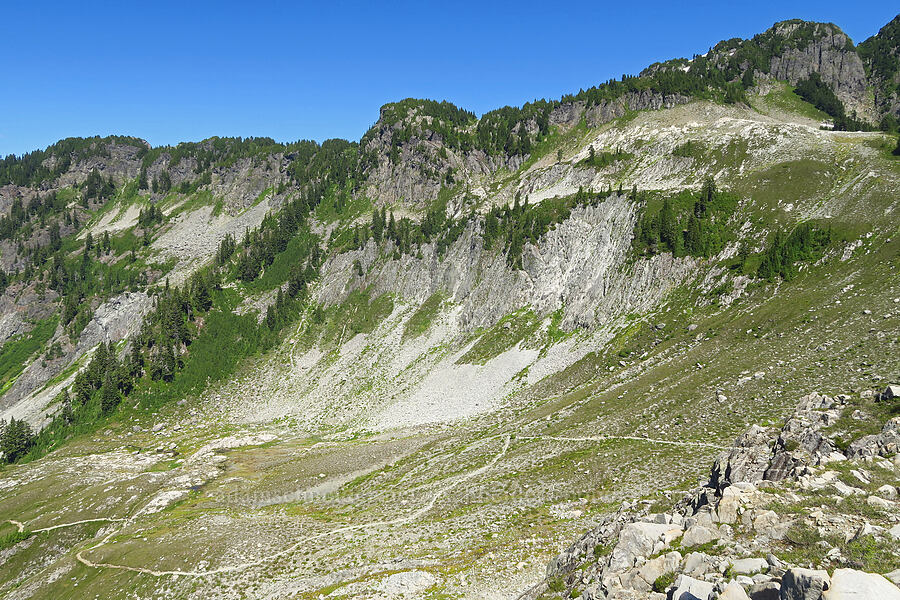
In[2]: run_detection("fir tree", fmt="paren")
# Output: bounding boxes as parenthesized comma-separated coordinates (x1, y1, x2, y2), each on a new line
(0, 417, 34, 463)
(658, 199, 679, 254)
(100, 372, 119, 412)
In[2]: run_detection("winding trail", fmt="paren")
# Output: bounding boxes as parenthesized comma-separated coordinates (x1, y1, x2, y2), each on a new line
(6, 517, 125, 534)
(517, 434, 728, 450)
(74, 435, 511, 578)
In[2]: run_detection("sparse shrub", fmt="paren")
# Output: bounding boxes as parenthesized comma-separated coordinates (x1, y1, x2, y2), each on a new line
(652, 572, 675, 593)
(0, 528, 33, 550)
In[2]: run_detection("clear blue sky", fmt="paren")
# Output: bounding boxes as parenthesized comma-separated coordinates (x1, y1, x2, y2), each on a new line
(1, 1, 896, 157)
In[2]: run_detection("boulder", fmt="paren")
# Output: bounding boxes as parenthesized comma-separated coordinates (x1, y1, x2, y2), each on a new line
(716, 495, 741, 524)
(681, 525, 719, 548)
(683, 552, 713, 577)
(875, 484, 898, 500)
(752, 510, 780, 532)
(888, 524, 900, 540)
(731, 557, 768, 575)
(635, 551, 682, 590)
(748, 581, 780, 600)
(608, 522, 682, 571)
(720, 580, 751, 600)
(866, 495, 893, 509)
(780, 568, 830, 600)
(832, 481, 864, 497)
(880, 384, 899, 401)
(823, 568, 900, 599)
(670, 574, 714, 600)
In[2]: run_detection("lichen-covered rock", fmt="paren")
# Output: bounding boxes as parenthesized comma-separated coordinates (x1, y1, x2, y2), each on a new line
(720, 580, 751, 600)
(608, 522, 683, 571)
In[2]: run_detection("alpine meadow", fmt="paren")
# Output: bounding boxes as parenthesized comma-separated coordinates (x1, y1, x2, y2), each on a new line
(1, 10, 900, 600)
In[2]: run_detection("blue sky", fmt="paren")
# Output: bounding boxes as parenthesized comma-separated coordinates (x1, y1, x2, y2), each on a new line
(1, 1, 896, 156)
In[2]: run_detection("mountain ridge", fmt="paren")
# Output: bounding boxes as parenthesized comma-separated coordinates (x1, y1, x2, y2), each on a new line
(0, 13, 898, 600)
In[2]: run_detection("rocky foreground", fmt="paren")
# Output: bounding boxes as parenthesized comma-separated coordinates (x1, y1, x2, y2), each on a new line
(523, 387, 900, 600)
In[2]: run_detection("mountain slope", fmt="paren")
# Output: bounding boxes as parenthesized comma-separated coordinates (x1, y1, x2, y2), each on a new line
(0, 14, 898, 600)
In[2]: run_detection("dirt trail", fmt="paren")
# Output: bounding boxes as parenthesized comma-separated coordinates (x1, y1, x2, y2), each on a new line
(6, 516, 125, 534)
(517, 434, 728, 450)
(74, 435, 511, 578)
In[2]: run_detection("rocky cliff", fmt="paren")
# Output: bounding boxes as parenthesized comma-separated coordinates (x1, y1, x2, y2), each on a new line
(764, 21, 870, 113)
(859, 15, 900, 120)
(318, 196, 694, 331)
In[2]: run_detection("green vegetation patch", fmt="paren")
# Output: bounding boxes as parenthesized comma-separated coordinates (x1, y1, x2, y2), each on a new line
(653, 572, 675, 593)
(826, 394, 899, 451)
(0, 528, 34, 551)
(0, 316, 59, 396)
(755, 82, 830, 121)
(309, 290, 395, 351)
(403, 294, 444, 341)
(580, 146, 633, 169)
(633, 180, 738, 259)
(671, 140, 706, 159)
(458, 309, 540, 365)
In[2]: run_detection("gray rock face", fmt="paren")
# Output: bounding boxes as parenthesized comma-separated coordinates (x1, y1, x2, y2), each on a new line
(53, 141, 146, 190)
(731, 558, 769, 575)
(318, 196, 694, 332)
(780, 568, 830, 600)
(709, 393, 848, 492)
(846, 417, 900, 459)
(766, 23, 868, 107)
(710, 425, 773, 490)
(549, 91, 691, 130)
(359, 106, 520, 208)
(0, 291, 151, 427)
(73, 291, 152, 356)
(823, 569, 900, 600)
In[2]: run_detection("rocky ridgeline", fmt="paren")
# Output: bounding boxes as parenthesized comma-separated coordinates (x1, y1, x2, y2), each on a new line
(522, 387, 900, 600)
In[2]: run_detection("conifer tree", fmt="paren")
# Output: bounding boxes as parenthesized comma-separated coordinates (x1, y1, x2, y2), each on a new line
(0, 417, 34, 462)
(100, 371, 118, 412)
(658, 199, 679, 253)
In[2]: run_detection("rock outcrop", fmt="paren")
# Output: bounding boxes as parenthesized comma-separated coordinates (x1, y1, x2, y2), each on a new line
(317, 195, 694, 332)
(521, 390, 900, 600)
(764, 22, 868, 110)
